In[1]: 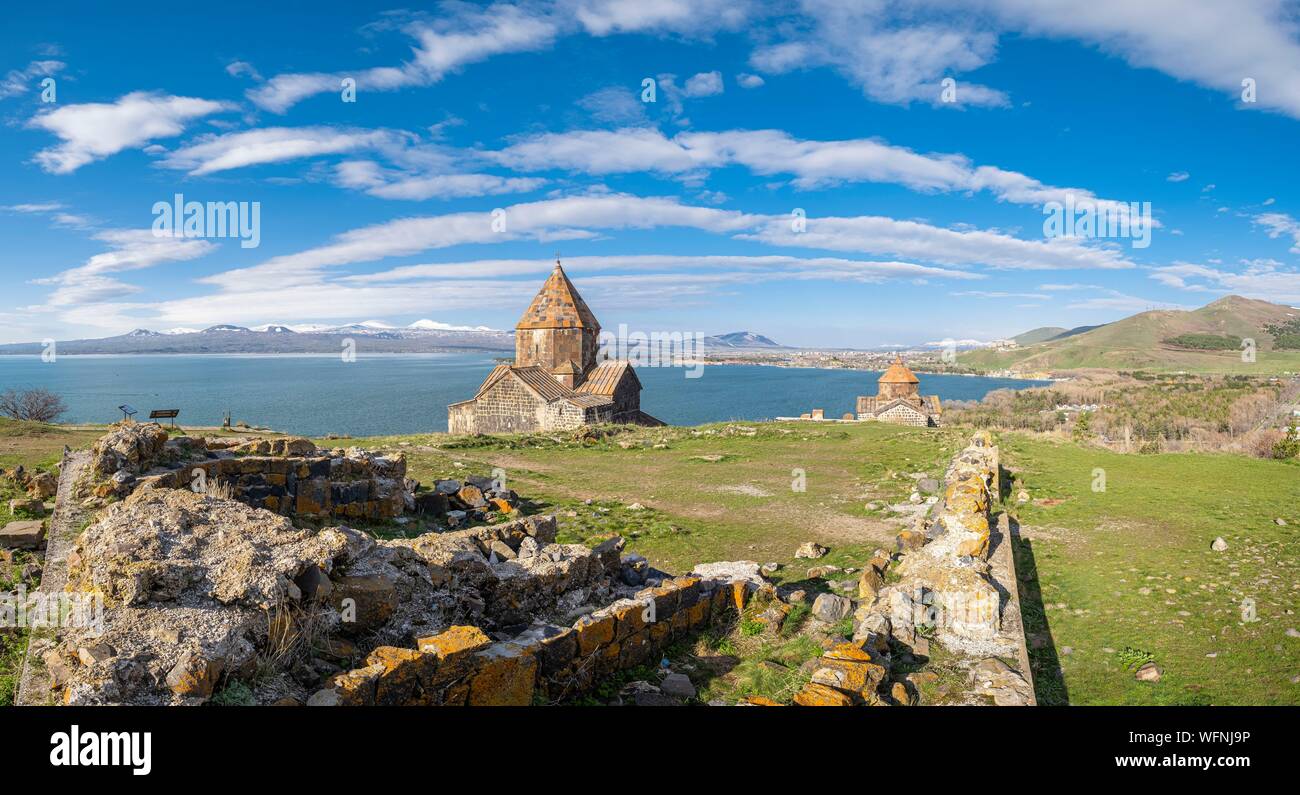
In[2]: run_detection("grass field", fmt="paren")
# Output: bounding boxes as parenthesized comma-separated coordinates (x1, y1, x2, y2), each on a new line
(345, 422, 1300, 705)
(3, 417, 1297, 705)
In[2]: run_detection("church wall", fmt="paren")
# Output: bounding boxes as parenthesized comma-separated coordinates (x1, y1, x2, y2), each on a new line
(516, 327, 597, 373)
(471, 377, 548, 434)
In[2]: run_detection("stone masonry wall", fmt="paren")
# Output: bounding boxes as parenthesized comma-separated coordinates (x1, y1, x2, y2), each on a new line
(313, 568, 764, 706)
(138, 449, 408, 521)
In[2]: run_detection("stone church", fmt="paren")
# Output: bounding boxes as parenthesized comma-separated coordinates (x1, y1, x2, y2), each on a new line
(448, 262, 663, 434)
(855, 355, 942, 427)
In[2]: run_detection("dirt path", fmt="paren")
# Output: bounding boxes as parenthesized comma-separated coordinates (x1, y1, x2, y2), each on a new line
(16, 449, 90, 706)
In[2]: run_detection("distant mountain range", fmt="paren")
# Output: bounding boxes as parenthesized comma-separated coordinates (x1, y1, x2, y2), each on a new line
(703, 331, 785, 349)
(0, 324, 786, 356)
(0, 321, 515, 355)
(966, 296, 1300, 373)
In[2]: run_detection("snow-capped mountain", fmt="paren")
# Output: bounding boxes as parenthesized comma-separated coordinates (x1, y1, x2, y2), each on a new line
(0, 319, 515, 354)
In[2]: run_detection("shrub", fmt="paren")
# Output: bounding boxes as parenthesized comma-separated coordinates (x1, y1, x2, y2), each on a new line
(0, 388, 67, 422)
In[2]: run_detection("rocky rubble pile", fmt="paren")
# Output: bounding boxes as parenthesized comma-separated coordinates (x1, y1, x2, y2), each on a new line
(2, 464, 58, 502)
(41, 488, 619, 705)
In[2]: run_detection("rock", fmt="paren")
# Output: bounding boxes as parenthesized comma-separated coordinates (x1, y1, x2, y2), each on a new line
(895, 530, 925, 552)
(456, 484, 488, 509)
(90, 421, 169, 479)
(1285, 628, 1300, 638)
(761, 562, 780, 574)
(1211, 537, 1229, 552)
(811, 593, 852, 623)
(166, 651, 223, 699)
(333, 574, 398, 634)
(691, 560, 765, 585)
(487, 539, 517, 561)
(620, 553, 648, 585)
(627, 502, 645, 511)
(1275, 518, 1287, 526)
(77, 643, 116, 666)
(306, 688, 340, 706)
(0, 520, 45, 550)
(294, 566, 333, 601)
(1135, 662, 1162, 682)
(917, 477, 940, 494)
(26, 471, 57, 499)
(517, 536, 541, 559)
(8, 498, 45, 516)
(795, 542, 828, 559)
(891, 681, 914, 705)
(434, 479, 461, 495)
(858, 566, 884, 600)
(806, 565, 841, 579)
(971, 657, 1034, 705)
(660, 673, 697, 699)
(1016, 490, 1030, 503)
(793, 682, 854, 706)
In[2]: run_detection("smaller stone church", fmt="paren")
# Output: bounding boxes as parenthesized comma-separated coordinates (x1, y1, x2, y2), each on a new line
(856, 355, 942, 427)
(448, 262, 663, 434)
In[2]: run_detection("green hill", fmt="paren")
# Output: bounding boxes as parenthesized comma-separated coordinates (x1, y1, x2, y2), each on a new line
(968, 295, 1300, 373)
(1012, 326, 1070, 345)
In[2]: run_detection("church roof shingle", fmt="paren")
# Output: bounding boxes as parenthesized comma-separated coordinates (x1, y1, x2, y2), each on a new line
(516, 262, 600, 331)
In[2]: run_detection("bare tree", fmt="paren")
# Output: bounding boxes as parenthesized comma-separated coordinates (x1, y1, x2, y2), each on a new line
(0, 387, 68, 422)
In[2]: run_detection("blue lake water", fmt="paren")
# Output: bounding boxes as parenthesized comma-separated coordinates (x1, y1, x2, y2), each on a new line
(0, 354, 1047, 436)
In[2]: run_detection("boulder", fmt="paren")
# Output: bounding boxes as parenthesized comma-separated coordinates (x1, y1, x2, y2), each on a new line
(795, 541, 828, 559)
(90, 422, 169, 478)
(811, 593, 852, 623)
(8, 498, 45, 516)
(691, 560, 765, 585)
(1135, 662, 1162, 683)
(793, 682, 854, 706)
(0, 520, 45, 550)
(26, 471, 58, 499)
(1211, 537, 1228, 552)
(660, 672, 697, 699)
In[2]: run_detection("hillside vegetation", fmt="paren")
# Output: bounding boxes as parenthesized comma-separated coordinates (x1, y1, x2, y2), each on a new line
(967, 296, 1300, 374)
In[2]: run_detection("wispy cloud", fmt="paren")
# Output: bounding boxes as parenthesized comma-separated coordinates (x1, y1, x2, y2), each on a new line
(0, 59, 65, 99)
(29, 92, 231, 173)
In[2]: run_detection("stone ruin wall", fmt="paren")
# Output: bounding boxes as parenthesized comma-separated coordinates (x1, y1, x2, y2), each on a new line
(85, 423, 409, 521)
(318, 567, 759, 706)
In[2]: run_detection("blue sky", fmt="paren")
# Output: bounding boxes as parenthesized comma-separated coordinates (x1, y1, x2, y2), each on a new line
(2, 0, 1300, 347)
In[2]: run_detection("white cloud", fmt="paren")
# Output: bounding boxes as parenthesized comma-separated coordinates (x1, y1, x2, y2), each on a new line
(1153, 259, 1300, 303)
(683, 71, 724, 97)
(160, 127, 408, 175)
(1166, 171, 1190, 182)
(956, 0, 1300, 121)
(0, 59, 65, 99)
(29, 92, 231, 173)
(1254, 212, 1300, 253)
(334, 161, 546, 200)
(31, 229, 216, 307)
(488, 127, 1136, 211)
(951, 290, 1051, 300)
(567, 0, 753, 36)
(751, 1, 1009, 108)
(346, 253, 980, 283)
(247, 4, 558, 113)
(736, 73, 765, 89)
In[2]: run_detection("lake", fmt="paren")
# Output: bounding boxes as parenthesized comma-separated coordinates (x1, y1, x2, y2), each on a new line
(0, 354, 1047, 436)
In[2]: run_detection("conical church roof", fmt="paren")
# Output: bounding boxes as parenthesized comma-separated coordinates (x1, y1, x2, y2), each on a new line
(516, 262, 600, 330)
(879, 354, 920, 384)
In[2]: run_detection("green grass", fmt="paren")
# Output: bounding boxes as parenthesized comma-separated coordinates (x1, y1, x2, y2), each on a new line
(1002, 433, 1300, 705)
(342, 421, 964, 575)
